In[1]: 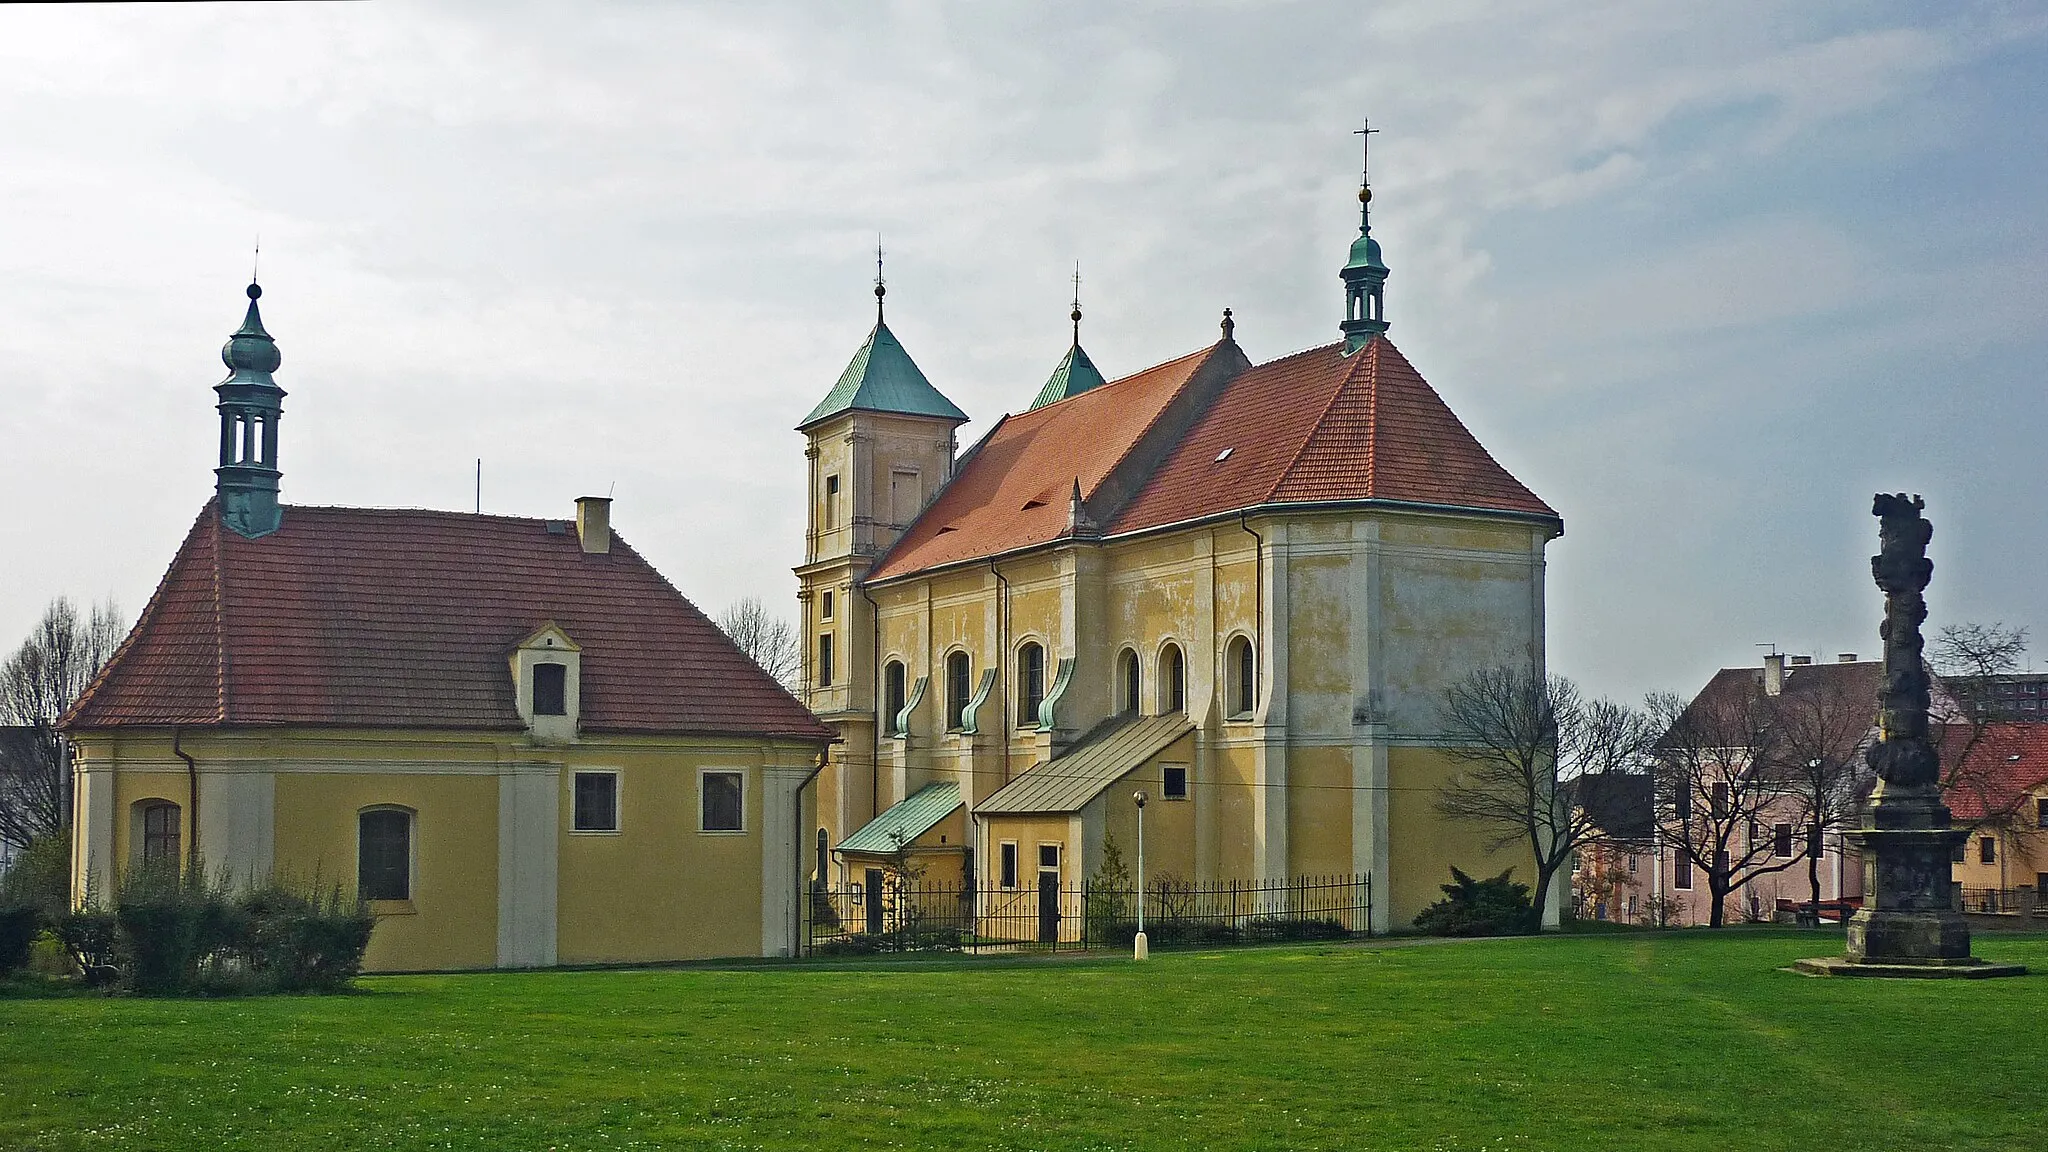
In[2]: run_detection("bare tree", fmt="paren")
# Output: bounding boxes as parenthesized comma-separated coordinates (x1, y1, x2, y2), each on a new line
(715, 596, 800, 693)
(1765, 671, 1876, 920)
(1, 598, 126, 852)
(1647, 688, 1810, 927)
(1929, 623, 2032, 832)
(1435, 666, 1657, 929)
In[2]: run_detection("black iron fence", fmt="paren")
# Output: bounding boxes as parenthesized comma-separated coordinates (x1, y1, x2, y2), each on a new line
(1959, 886, 2042, 915)
(802, 873, 1372, 956)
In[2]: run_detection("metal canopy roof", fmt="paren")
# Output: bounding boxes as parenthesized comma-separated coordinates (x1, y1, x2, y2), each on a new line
(977, 713, 1194, 815)
(838, 781, 963, 854)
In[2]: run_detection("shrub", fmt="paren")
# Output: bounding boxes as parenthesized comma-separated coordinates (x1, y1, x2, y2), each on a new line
(233, 881, 374, 991)
(1240, 916, 1349, 944)
(1084, 836, 1132, 945)
(53, 905, 119, 986)
(1413, 867, 1538, 937)
(1, 834, 73, 918)
(0, 906, 38, 976)
(115, 860, 237, 995)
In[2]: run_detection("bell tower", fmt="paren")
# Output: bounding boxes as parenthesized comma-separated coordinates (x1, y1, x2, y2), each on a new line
(215, 280, 287, 537)
(1341, 119, 1390, 355)
(795, 253, 968, 852)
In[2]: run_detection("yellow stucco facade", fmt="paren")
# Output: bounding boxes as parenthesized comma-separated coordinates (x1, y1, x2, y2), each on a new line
(70, 727, 821, 972)
(798, 401, 1562, 930)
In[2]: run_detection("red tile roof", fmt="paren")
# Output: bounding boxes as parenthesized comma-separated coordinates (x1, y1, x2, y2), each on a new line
(1942, 723, 2048, 822)
(1114, 337, 1556, 533)
(867, 344, 1226, 580)
(867, 335, 1557, 582)
(63, 502, 835, 742)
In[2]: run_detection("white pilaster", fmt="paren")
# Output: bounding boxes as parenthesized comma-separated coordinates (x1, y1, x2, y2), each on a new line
(199, 767, 275, 888)
(75, 764, 115, 906)
(759, 760, 811, 957)
(496, 763, 559, 968)
(1253, 521, 1290, 884)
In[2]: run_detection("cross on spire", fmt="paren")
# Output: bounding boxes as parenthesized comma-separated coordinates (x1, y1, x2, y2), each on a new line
(1354, 118, 1379, 187)
(874, 235, 886, 321)
(1070, 261, 1082, 344)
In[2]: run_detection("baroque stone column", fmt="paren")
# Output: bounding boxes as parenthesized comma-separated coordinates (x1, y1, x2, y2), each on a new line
(1797, 494, 2023, 978)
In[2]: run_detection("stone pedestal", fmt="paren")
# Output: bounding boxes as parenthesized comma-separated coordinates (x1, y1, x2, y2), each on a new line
(1795, 789, 2025, 979)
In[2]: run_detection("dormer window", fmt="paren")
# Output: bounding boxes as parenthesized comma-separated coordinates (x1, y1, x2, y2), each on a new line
(511, 621, 582, 742)
(533, 663, 567, 716)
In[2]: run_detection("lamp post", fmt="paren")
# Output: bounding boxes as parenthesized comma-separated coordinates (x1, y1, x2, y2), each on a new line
(1133, 789, 1148, 960)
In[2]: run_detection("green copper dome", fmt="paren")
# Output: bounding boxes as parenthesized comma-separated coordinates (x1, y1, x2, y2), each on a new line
(1028, 342, 1106, 410)
(1345, 231, 1385, 272)
(221, 283, 282, 381)
(799, 320, 967, 430)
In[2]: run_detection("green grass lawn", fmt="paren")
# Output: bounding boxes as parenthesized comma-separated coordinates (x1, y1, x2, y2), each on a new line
(2, 930, 2042, 1151)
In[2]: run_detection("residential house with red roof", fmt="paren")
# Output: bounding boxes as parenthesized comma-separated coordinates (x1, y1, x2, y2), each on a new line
(795, 167, 1564, 932)
(1945, 723, 2048, 907)
(62, 284, 834, 972)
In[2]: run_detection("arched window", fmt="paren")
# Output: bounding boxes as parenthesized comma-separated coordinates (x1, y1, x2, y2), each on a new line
(1017, 642, 1045, 727)
(883, 660, 907, 733)
(358, 808, 414, 901)
(815, 827, 829, 883)
(1161, 644, 1186, 714)
(945, 651, 972, 731)
(139, 801, 181, 865)
(1227, 636, 1257, 718)
(1119, 649, 1142, 716)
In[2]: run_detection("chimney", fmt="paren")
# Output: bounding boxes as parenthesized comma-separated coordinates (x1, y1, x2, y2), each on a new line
(575, 496, 612, 554)
(1762, 652, 1785, 696)
(1789, 654, 1812, 666)
(1838, 653, 1858, 663)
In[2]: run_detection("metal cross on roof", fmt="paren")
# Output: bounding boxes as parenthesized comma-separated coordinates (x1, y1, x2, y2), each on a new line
(1354, 118, 1379, 184)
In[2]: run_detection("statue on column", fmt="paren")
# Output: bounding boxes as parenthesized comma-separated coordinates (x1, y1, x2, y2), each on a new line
(1797, 494, 2022, 976)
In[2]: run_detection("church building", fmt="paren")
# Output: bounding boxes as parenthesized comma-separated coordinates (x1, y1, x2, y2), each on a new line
(797, 166, 1563, 932)
(63, 283, 834, 971)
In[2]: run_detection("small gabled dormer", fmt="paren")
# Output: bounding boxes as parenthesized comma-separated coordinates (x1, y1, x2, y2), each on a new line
(511, 621, 582, 743)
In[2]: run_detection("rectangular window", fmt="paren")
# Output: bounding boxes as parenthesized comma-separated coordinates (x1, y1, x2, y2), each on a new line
(573, 771, 619, 833)
(821, 590, 834, 621)
(818, 634, 834, 688)
(533, 663, 567, 716)
(701, 771, 744, 832)
(1628, 853, 1639, 873)
(1626, 895, 1637, 918)
(1980, 836, 1997, 864)
(824, 475, 841, 529)
(1000, 842, 1018, 889)
(1038, 843, 1059, 870)
(1163, 765, 1189, 800)
(2037, 798, 2048, 829)
(1952, 842, 1967, 864)
(358, 810, 411, 901)
(1674, 852, 1693, 890)
(1773, 823, 1794, 858)
(1711, 782, 1729, 819)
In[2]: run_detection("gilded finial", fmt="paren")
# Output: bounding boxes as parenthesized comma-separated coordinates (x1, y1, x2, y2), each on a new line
(1353, 118, 1379, 228)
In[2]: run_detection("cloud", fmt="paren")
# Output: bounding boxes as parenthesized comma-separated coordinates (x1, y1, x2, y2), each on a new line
(0, 0, 2042, 702)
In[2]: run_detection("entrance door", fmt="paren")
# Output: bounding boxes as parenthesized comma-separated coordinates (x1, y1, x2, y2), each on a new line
(1037, 871, 1060, 943)
(864, 868, 884, 935)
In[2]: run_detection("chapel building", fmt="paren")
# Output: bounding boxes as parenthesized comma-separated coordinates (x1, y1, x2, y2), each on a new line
(796, 169, 1564, 931)
(63, 283, 834, 971)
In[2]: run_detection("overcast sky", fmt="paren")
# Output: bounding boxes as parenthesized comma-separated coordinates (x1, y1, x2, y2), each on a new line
(2, 1, 2043, 703)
